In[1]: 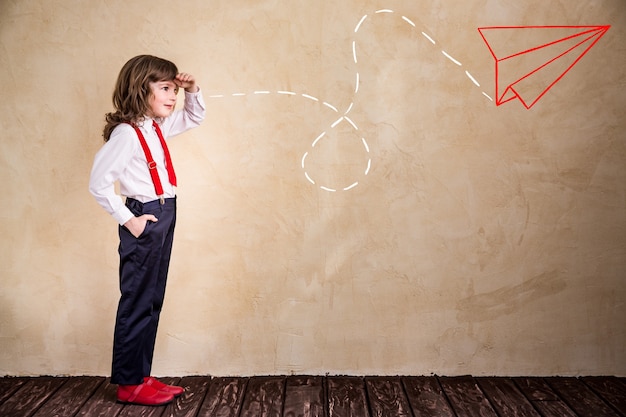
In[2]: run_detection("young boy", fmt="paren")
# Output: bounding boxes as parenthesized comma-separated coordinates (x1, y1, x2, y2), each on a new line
(89, 55, 205, 406)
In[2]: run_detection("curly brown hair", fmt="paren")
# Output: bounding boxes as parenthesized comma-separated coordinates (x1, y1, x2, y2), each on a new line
(102, 55, 178, 141)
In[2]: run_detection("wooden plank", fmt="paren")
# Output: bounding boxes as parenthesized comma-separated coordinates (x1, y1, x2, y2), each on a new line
(0, 377, 29, 405)
(513, 377, 560, 401)
(0, 376, 68, 417)
(117, 377, 180, 417)
(239, 376, 285, 417)
(196, 377, 248, 417)
(547, 377, 621, 417)
(513, 377, 577, 417)
(402, 376, 455, 417)
(162, 376, 211, 417)
(476, 377, 541, 417)
(531, 399, 580, 417)
(582, 376, 626, 415)
(75, 378, 125, 417)
(283, 376, 326, 417)
(327, 376, 369, 417)
(1, 375, 623, 417)
(365, 376, 412, 417)
(32, 376, 105, 417)
(439, 376, 498, 417)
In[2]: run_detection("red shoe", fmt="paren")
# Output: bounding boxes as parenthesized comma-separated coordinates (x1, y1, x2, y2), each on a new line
(117, 382, 174, 406)
(144, 376, 185, 397)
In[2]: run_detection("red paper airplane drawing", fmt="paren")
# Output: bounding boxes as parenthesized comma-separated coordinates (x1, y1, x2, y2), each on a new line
(478, 25, 610, 109)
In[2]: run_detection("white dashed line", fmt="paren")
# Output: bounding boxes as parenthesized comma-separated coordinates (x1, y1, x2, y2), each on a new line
(441, 50, 462, 66)
(207, 8, 491, 192)
(421, 31, 436, 44)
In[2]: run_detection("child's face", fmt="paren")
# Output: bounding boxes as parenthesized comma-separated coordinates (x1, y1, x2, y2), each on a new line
(148, 80, 179, 118)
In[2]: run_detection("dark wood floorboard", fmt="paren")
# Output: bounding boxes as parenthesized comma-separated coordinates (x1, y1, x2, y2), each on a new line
(239, 376, 284, 417)
(162, 376, 211, 417)
(513, 377, 578, 417)
(366, 376, 413, 417)
(581, 377, 626, 416)
(476, 377, 540, 417)
(283, 376, 326, 417)
(0, 377, 29, 405)
(0, 375, 624, 417)
(439, 376, 499, 417)
(327, 376, 368, 417)
(0, 376, 68, 417)
(546, 377, 622, 417)
(402, 376, 455, 417)
(196, 376, 247, 417)
(31, 376, 105, 417)
(75, 377, 125, 417)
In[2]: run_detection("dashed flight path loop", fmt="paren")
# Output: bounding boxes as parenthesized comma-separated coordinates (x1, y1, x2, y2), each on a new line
(207, 8, 490, 192)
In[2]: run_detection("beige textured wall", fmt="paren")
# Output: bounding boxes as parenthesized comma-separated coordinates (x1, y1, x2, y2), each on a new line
(1, 0, 625, 377)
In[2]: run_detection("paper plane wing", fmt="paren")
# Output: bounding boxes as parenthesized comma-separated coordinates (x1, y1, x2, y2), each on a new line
(478, 25, 610, 109)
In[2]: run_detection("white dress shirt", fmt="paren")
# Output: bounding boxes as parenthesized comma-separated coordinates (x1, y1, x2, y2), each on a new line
(89, 89, 206, 225)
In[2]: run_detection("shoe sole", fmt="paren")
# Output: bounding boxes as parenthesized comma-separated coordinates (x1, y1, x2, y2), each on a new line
(116, 398, 174, 406)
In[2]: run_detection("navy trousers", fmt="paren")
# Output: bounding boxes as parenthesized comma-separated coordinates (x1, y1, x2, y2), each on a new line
(111, 197, 177, 385)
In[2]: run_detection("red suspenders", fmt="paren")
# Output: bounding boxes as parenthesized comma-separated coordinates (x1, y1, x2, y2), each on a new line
(128, 121, 177, 204)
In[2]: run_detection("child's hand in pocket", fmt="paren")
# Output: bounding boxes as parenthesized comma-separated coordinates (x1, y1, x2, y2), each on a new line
(124, 214, 158, 238)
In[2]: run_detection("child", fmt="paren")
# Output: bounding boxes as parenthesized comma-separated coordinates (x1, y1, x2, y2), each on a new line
(89, 55, 206, 406)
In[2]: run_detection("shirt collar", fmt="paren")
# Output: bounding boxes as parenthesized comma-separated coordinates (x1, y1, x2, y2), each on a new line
(137, 116, 156, 131)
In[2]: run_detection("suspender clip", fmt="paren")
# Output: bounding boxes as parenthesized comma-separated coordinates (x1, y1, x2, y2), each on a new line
(159, 195, 165, 205)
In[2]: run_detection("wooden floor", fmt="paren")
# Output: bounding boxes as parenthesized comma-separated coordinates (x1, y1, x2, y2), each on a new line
(0, 375, 625, 417)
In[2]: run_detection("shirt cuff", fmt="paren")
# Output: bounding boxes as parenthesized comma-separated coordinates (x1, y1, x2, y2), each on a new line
(185, 88, 205, 108)
(112, 205, 135, 226)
